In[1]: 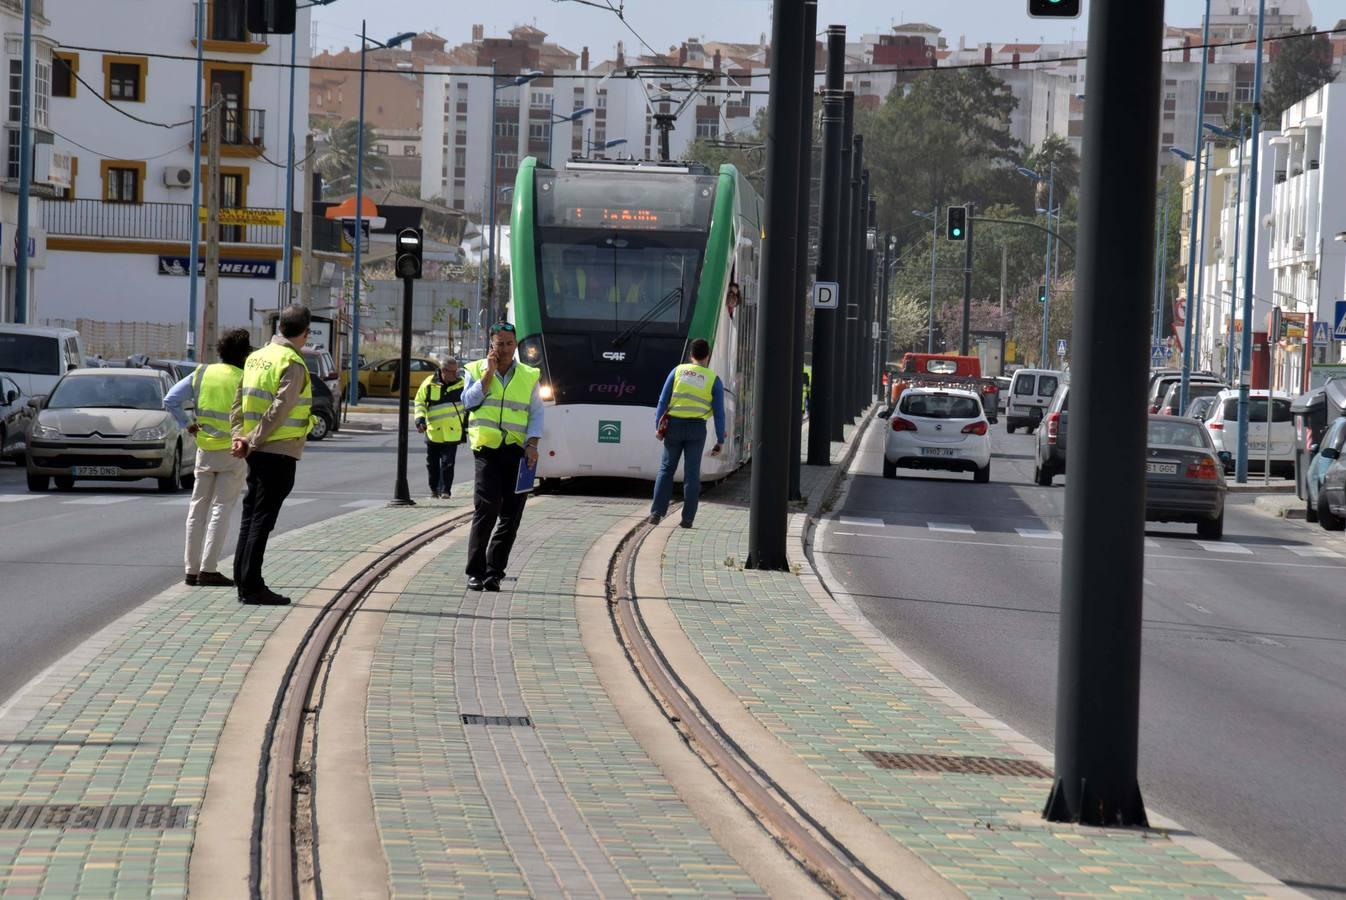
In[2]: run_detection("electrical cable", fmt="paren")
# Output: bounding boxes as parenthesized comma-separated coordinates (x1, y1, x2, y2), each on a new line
(51, 129, 189, 161)
(66, 65, 206, 128)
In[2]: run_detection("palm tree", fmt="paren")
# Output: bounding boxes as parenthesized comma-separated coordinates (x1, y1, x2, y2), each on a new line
(315, 119, 392, 191)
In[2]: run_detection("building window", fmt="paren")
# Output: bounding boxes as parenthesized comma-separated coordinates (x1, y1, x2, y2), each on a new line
(695, 120, 719, 139)
(375, 143, 389, 154)
(596, 90, 607, 109)
(496, 120, 518, 138)
(1161, 132, 1174, 145)
(53, 52, 77, 99)
(495, 151, 518, 169)
(104, 56, 147, 102)
(6, 60, 20, 124)
(102, 160, 145, 203)
(52, 156, 77, 201)
(34, 59, 48, 128)
(529, 89, 550, 108)
(528, 122, 547, 141)
(403, 145, 417, 156)
(454, 148, 466, 167)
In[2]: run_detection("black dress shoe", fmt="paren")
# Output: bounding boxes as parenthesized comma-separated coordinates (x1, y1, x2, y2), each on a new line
(184, 573, 199, 586)
(240, 588, 290, 606)
(483, 576, 501, 592)
(679, 520, 694, 529)
(197, 571, 235, 587)
(466, 576, 485, 591)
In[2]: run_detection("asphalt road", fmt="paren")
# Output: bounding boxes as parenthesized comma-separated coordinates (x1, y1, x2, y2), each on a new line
(818, 418, 1346, 898)
(0, 423, 473, 705)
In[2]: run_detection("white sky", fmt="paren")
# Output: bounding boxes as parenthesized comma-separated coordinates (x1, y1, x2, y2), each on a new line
(311, 1, 1217, 60)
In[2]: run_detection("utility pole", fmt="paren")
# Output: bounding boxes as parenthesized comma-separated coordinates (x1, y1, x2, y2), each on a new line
(864, 190, 877, 403)
(746, 0, 806, 572)
(1039, 166, 1055, 365)
(829, 93, 854, 442)
(926, 208, 938, 353)
(186, 0, 206, 356)
(1236, 0, 1267, 484)
(1225, 120, 1245, 383)
(806, 26, 845, 467)
(877, 234, 891, 390)
(299, 133, 315, 307)
(202, 84, 223, 364)
(960, 202, 975, 355)
(487, 58, 499, 324)
(13, 0, 33, 323)
(1179, 0, 1214, 413)
(1042, 0, 1163, 828)
(788, 0, 818, 502)
(845, 137, 864, 420)
(1000, 244, 1008, 316)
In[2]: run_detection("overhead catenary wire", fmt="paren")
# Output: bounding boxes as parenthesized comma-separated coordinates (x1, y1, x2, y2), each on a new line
(65, 64, 217, 128)
(50, 129, 190, 161)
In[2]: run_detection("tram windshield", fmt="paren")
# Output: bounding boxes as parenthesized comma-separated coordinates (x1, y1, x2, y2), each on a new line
(538, 238, 701, 338)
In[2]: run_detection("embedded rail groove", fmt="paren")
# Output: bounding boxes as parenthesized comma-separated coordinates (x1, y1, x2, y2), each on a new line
(251, 510, 474, 900)
(606, 516, 898, 899)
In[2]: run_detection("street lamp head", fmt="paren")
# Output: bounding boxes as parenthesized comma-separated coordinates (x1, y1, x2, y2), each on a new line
(1168, 147, 1194, 161)
(1016, 166, 1041, 181)
(568, 107, 594, 122)
(384, 31, 417, 48)
(1202, 122, 1235, 139)
(603, 139, 627, 149)
(513, 70, 544, 85)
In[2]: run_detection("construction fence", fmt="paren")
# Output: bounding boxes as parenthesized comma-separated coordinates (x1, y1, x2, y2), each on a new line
(42, 319, 188, 362)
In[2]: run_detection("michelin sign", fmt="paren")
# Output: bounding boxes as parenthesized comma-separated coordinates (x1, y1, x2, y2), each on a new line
(158, 256, 276, 279)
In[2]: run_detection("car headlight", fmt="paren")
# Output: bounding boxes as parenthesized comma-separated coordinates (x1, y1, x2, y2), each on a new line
(539, 384, 555, 401)
(131, 425, 168, 441)
(32, 422, 61, 440)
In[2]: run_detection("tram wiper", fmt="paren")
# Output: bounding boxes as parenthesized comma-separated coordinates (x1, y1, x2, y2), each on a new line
(610, 286, 683, 348)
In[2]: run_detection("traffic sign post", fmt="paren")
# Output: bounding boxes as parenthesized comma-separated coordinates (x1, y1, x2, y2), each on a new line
(811, 280, 839, 309)
(1313, 321, 1332, 346)
(1056, 338, 1068, 358)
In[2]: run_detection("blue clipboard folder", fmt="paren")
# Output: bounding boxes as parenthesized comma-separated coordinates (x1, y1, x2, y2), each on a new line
(515, 458, 537, 494)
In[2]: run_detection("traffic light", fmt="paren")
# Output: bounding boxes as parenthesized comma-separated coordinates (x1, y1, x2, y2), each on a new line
(395, 228, 423, 280)
(1028, 0, 1080, 17)
(247, 0, 297, 34)
(946, 206, 967, 241)
(1038, 284, 1048, 304)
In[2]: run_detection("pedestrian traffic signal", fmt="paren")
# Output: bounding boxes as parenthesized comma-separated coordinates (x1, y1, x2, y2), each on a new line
(395, 228, 423, 280)
(1029, 0, 1080, 17)
(946, 206, 967, 241)
(246, 0, 296, 34)
(1038, 284, 1048, 303)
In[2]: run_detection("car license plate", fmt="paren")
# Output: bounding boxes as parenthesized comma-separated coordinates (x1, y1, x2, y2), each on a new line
(1146, 462, 1178, 475)
(73, 466, 118, 476)
(921, 447, 957, 457)
(1249, 441, 1266, 450)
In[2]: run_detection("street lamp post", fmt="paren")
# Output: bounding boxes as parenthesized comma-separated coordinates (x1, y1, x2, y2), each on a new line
(1192, 138, 1214, 374)
(1236, 0, 1268, 484)
(487, 67, 542, 324)
(1018, 164, 1055, 365)
(1177, 0, 1214, 414)
(546, 99, 593, 167)
(1206, 120, 1245, 382)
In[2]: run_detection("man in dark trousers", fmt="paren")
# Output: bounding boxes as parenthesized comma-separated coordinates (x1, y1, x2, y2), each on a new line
(231, 304, 312, 606)
(461, 323, 544, 591)
(414, 356, 465, 498)
(649, 338, 725, 528)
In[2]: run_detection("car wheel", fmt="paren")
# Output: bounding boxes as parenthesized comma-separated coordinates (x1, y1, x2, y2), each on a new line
(26, 472, 49, 492)
(1317, 493, 1344, 531)
(1006, 423, 1016, 434)
(1034, 464, 1053, 487)
(1196, 511, 1224, 540)
(1306, 496, 1319, 523)
(882, 457, 897, 480)
(158, 445, 183, 493)
(357, 385, 368, 402)
(53, 475, 74, 491)
(309, 412, 332, 441)
(974, 463, 991, 484)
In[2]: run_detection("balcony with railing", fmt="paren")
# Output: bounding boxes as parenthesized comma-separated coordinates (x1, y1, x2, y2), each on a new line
(193, 106, 267, 156)
(41, 199, 345, 252)
(192, 1, 269, 51)
(0, 0, 43, 16)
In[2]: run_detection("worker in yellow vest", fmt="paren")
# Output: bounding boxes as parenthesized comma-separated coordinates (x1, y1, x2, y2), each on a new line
(461, 322, 545, 592)
(649, 338, 726, 528)
(414, 356, 466, 499)
(230, 304, 313, 606)
(163, 328, 252, 588)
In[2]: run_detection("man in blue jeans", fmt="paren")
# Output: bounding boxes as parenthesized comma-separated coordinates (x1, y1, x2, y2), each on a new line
(649, 338, 727, 528)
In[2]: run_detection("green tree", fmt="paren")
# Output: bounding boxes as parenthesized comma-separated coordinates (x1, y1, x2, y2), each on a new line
(315, 119, 392, 192)
(887, 290, 930, 354)
(1024, 135, 1081, 210)
(1262, 29, 1336, 124)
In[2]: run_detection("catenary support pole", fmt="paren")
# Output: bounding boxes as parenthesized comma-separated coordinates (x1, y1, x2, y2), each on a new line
(203, 84, 222, 364)
(829, 93, 854, 441)
(1179, 0, 1214, 413)
(1236, 0, 1267, 484)
(300, 134, 315, 308)
(1225, 122, 1244, 383)
(788, 0, 817, 502)
(878, 233, 891, 390)
(961, 202, 975, 356)
(1039, 167, 1055, 365)
(348, 20, 369, 408)
(1192, 139, 1212, 374)
(746, 0, 806, 572)
(1156, 185, 1170, 341)
(281, 28, 298, 305)
(863, 189, 877, 403)
(927, 208, 938, 353)
(845, 137, 864, 419)
(806, 27, 846, 467)
(186, 0, 207, 355)
(14, 0, 33, 323)
(1042, 0, 1162, 827)
(391, 274, 415, 506)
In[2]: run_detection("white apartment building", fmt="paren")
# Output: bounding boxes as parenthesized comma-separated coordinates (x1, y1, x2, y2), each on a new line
(999, 68, 1072, 149)
(38, 0, 311, 330)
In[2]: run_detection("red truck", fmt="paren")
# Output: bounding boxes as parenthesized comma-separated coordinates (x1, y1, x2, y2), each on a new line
(887, 353, 1000, 422)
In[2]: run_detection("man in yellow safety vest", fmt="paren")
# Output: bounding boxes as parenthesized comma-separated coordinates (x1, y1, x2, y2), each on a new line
(230, 304, 313, 606)
(414, 356, 466, 499)
(649, 337, 726, 528)
(461, 322, 544, 592)
(163, 328, 252, 587)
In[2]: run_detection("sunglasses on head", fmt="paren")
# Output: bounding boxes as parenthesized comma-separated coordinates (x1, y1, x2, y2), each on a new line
(490, 322, 516, 334)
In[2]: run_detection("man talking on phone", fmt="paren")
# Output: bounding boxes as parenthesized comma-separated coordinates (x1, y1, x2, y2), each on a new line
(460, 322, 544, 591)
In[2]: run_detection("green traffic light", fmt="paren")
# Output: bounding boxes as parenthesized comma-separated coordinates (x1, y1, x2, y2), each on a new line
(952, 228, 962, 237)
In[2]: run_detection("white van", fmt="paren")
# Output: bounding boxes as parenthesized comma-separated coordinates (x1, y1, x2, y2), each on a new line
(0, 325, 86, 398)
(1005, 368, 1063, 433)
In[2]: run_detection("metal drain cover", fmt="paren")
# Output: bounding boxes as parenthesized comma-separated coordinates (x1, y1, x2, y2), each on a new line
(1, 804, 191, 830)
(461, 714, 533, 727)
(864, 751, 1052, 778)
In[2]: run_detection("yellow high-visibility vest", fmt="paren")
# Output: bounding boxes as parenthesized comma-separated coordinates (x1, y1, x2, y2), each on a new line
(414, 376, 465, 443)
(667, 363, 716, 421)
(191, 362, 244, 452)
(240, 342, 312, 445)
(465, 359, 540, 450)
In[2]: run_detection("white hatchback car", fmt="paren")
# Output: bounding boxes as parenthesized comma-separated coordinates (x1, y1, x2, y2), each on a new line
(883, 387, 992, 482)
(1203, 389, 1295, 477)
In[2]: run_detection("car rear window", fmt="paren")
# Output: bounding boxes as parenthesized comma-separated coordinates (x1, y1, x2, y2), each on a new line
(1219, 398, 1291, 423)
(1148, 419, 1210, 448)
(1013, 375, 1035, 395)
(925, 359, 958, 375)
(1037, 376, 1059, 397)
(901, 393, 981, 419)
(0, 333, 60, 376)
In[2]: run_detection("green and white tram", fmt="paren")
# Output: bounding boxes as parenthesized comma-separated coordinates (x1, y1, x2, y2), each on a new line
(507, 157, 763, 482)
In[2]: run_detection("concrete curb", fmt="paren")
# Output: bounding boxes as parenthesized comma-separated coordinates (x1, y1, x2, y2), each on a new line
(1228, 481, 1295, 493)
(1254, 493, 1306, 519)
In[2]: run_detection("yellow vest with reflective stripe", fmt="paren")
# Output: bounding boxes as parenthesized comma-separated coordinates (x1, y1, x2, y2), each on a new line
(667, 363, 716, 421)
(192, 362, 244, 452)
(240, 342, 312, 445)
(465, 358, 539, 451)
(414, 376, 465, 443)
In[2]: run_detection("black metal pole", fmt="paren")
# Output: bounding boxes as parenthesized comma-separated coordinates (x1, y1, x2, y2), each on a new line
(1042, 0, 1162, 827)
(788, 1, 817, 503)
(829, 93, 854, 442)
(746, 0, 806, 572)
(960, 202, 975, 356)
(807, 27, 846, 467)
(845, 139, 865, 419)
(390, 276, 415, 506)
(864, 190, 877, 406)
(878, 233, 891, 390)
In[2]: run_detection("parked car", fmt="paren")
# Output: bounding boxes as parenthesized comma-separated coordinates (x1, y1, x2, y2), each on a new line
(302, 348, 342, 430)
(309, 375, 338, 441)
(1147, 371, 1222, 414)
(1203, 390, 1294, 477)
(1005, 368, 1062, 433)
(0, 324, 85, 397)
(25, 368, 196, 493)
(1184, 395, 1218, 420)
(1034, 384, 1069, 486)
(1304, 415, 1346, 528)
(1291, 380, 1346, 501)
(1, 375, 32, 464)
(882, 387, 992, 483)
(1158, 380, 1226, 416)
(1145, 415, 1228, 540)
(340, 356, 438, 400)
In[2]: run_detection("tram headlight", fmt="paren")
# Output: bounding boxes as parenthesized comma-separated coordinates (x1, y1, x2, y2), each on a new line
(539, 383, 554, 401)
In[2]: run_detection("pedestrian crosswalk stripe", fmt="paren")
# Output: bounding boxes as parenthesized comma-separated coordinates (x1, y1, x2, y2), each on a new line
(1196, 541, 1252, 554)
(158, 498, 191, 505)
(1015, 528, 1062, 539)
(63, 496, 136, 505)
(1284, 545, 1341, 558)
(285, 498, 317, 507)
(1145, 539, 1162, 550)
(0, 494, 45, 502)
(341, 499, 387, 509)
(928, 522, 975, 534)
(840, 516, 884, 528)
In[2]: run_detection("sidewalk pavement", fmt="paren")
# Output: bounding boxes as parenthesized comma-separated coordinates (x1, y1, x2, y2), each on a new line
(0, 413, 1303, 898)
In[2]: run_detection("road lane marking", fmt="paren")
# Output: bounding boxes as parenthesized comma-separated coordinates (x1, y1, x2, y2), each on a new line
(0, 495, 46, 502)
(839, 516, 884, 528)
(1186, 602, 1213, 615)
(1145, 539, 1162, 550)
(1015, 528, 1062, 539)
(928, 522, 975, 534)
(1196, 541, 1252, 554)
(340, 499, 388, 509)
(62, 496, 136, 505)
(1284, 545, 1341, 558)
(285, 498, 317, 507)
